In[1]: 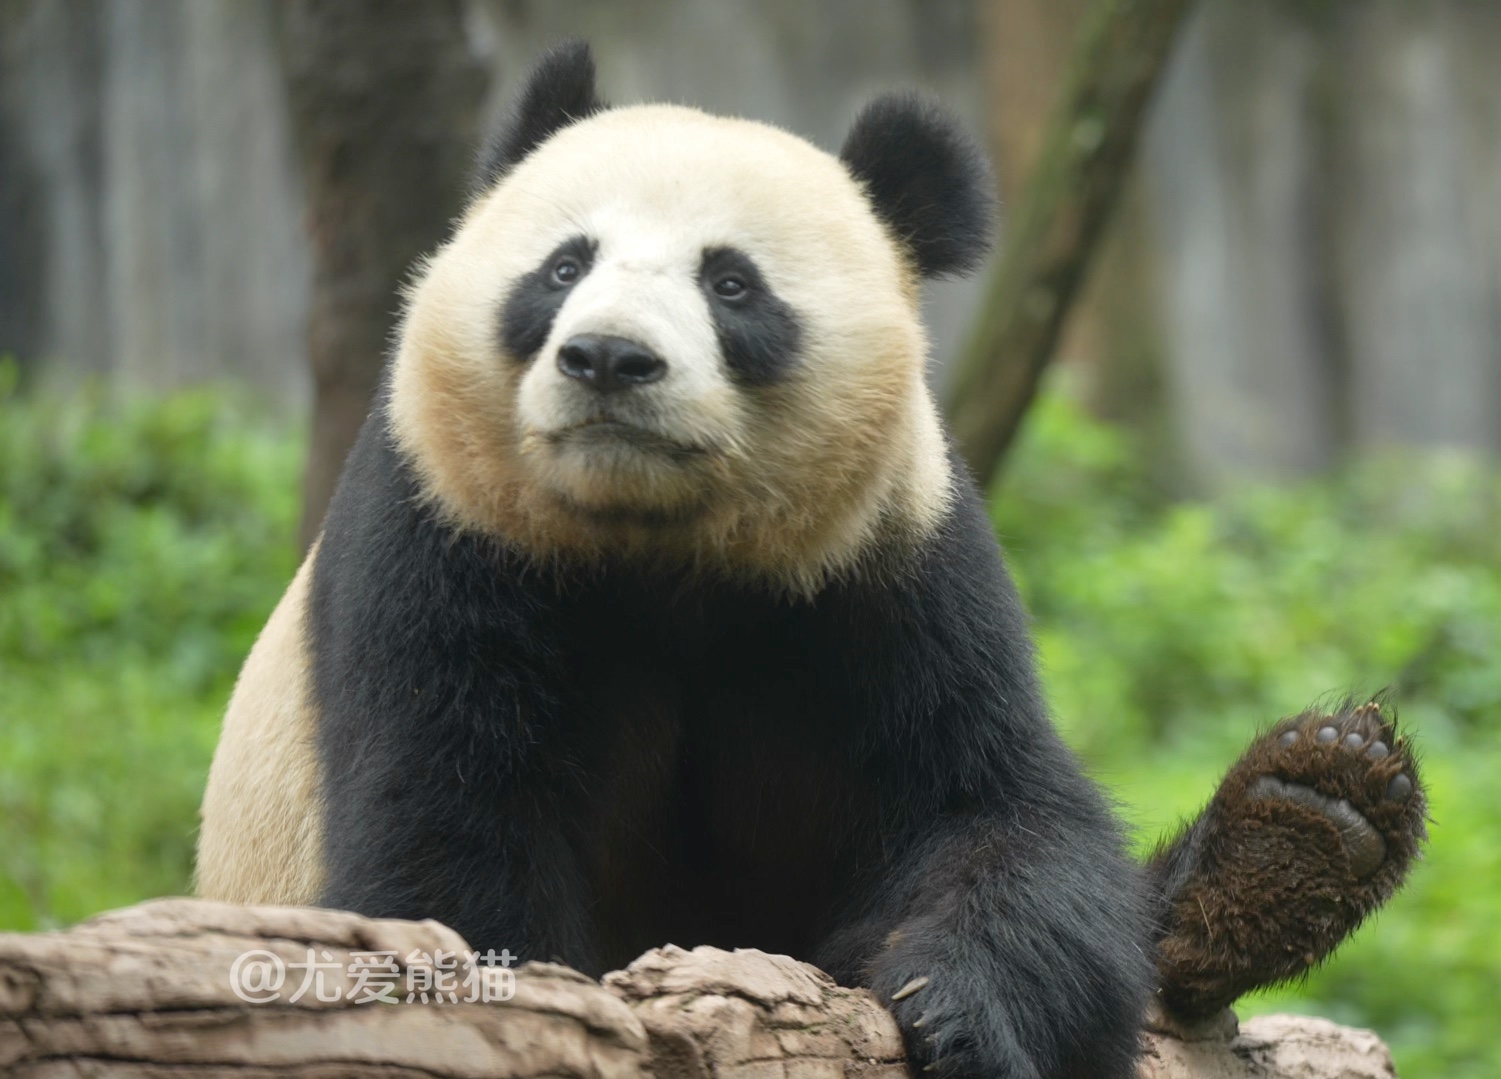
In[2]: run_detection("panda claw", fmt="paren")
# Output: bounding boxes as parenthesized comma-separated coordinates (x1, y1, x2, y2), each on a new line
(891, 976, 930, 1001)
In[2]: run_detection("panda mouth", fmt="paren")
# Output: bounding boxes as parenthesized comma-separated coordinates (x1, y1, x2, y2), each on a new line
(550, 419, 712, 460)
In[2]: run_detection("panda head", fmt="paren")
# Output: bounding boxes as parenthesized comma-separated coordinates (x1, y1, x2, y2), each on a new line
(389, 41, 995, 593)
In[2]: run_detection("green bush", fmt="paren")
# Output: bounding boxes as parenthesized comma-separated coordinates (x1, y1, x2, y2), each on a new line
(0, 376, 1494, 1076)
(0, 370, 301, 929)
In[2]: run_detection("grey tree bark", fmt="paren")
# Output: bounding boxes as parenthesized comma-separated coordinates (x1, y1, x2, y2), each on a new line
(0, 898, 1399, 1079)
(277, 0, 484, 551)
(947, 0, 1199, 493)
(1141, 0, 1501, 488)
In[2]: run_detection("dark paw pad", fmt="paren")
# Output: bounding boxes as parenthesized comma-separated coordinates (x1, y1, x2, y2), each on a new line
(1249, 701, 1424, 881)
(1247, 775, 1385, 877)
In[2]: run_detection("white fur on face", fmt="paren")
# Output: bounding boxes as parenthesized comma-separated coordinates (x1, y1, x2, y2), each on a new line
(390, 105, 953, 592)
(513, 208, 750, 519)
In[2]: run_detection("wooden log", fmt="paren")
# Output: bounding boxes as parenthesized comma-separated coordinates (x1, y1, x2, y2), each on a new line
(0, 899, 1396, 1078)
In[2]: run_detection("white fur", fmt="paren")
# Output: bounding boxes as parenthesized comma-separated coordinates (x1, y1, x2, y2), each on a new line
(392, 104, 952, 592)
(513, 210, 749, 516)
(195, 550, 324, 904)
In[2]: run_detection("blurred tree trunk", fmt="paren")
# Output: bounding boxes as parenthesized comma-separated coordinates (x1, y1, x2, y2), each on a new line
(277, 0, 484, 552)
(950, 0, 1197, 493)
(0, 0, 106, 383)
(1139, 1, 1501, 489)
(1326, 1, 1501, 457)
(0, 0, 50, 374)
(1140, 3, 1342, 488)
(984, 0, 1088, 202)
(981, 0, 1172, 472)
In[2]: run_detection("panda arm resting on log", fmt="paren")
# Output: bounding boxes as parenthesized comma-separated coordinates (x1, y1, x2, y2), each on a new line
(196, 42, 1427, 1079)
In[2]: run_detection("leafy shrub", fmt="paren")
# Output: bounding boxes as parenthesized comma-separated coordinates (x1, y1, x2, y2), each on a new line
(0, 370, 300, 929)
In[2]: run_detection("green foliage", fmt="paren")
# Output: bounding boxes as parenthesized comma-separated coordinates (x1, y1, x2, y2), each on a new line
(0, 378, 1495, 1076)
(998, 395, 1501, 762)
(0, 371, 301, 930)
(996, 393, 1501, 1078)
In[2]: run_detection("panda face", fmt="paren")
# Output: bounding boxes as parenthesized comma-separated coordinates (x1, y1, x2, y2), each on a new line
(389, 105, 960, 590)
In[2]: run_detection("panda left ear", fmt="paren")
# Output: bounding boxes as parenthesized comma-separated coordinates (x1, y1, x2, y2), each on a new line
(839, 92, 996, 278)
(473, 39, 605, 192)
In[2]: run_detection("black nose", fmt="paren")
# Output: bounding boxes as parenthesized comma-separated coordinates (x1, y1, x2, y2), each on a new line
(556, 334, 667, 392)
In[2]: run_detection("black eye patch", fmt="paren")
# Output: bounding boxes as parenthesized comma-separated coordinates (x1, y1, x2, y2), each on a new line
(698, 247, 801, 385)
(499, 235, 597, 362)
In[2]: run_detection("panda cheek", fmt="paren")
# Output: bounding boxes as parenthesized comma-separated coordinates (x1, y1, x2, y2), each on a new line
(515, 366, 572, 433)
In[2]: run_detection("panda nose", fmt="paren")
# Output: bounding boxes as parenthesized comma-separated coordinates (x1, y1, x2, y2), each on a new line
(557, 334, 667, 392)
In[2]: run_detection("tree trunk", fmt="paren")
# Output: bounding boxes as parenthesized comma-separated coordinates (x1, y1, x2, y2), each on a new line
(949, 0, 1198, 493)
(979, 0, 1174, 479)
(277, 0, 484, 552)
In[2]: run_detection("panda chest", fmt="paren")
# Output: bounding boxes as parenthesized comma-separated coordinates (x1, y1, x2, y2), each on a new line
(554, 603, 874, 948)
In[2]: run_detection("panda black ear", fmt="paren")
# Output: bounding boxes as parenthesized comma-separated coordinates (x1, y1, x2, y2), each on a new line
(474, 39, 604, 192)
(839, 92, 996, 278)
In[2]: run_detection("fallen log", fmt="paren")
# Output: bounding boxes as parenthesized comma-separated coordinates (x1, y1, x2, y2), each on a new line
(0, 899, 1397, 1078)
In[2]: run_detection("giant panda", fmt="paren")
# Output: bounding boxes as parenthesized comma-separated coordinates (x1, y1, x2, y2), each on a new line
(197, 42, 1427, 1078)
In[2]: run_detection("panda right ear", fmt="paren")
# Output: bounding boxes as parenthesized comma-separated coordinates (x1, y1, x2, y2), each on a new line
(473, 39, 604, 192)
(840, 92, 996, 278)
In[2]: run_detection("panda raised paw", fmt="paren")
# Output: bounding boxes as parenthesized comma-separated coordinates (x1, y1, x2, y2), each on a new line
(1149, 699, 1427, 1021)
(1251, 703, 1420, 879)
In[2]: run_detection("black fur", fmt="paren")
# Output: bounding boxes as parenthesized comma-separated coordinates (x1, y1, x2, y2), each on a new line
(474, 39, 604, 192)
(697, 246, 802, 385)
(839, 92, 996, 278)
(499, 235, 597, 361)
(309, 400, 1153, 1079)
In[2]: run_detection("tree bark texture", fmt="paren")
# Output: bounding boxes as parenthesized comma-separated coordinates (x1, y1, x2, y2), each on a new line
(949, 0, 1199, 492)
(0, 899, 1398, 1078)
(277, 0, 484, 551)
(979, 0, 1175, 479)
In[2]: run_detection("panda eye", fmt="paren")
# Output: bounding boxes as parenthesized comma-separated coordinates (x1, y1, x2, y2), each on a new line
(551, 257, 582, 286)
(713, 276, 748, 300)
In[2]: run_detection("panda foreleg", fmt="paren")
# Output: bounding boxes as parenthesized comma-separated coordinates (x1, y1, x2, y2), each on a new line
(314, 687, 604, 971)
(307, 417, 605, 970)
(819, 811, 1151, 1079)
(794, 484, 1153, 1078)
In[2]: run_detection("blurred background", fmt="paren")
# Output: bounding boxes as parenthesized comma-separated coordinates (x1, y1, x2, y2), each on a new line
(0, 2, 1497, 1075)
